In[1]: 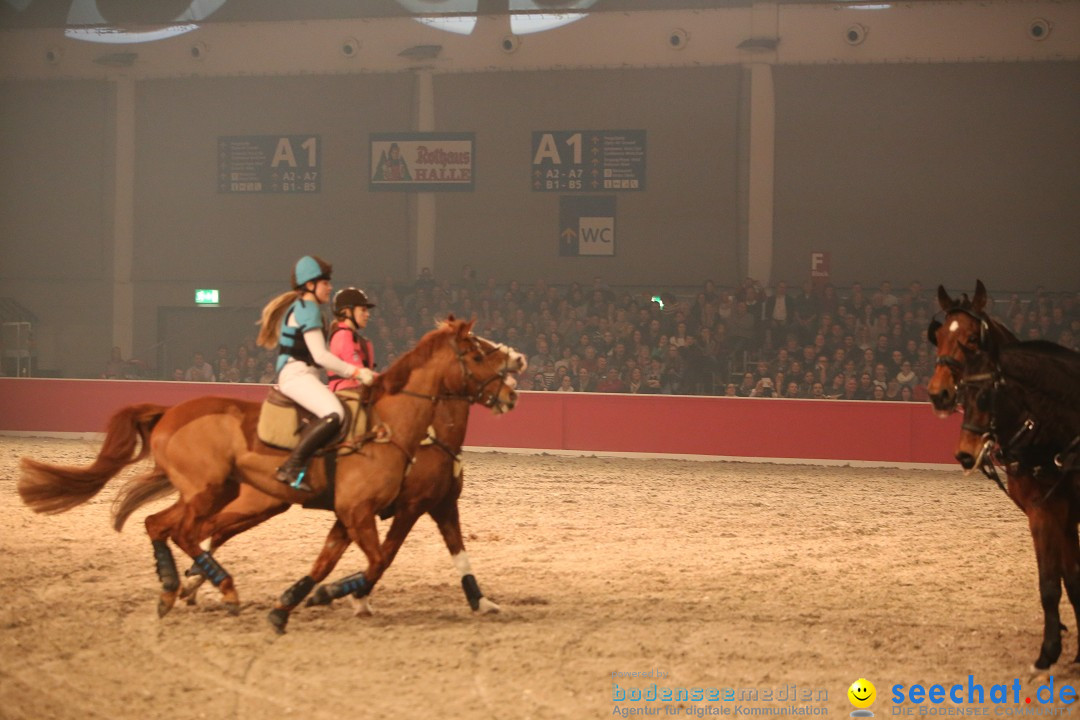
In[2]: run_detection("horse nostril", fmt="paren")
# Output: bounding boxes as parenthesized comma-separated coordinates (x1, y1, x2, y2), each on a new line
(955, 452, 975, 470)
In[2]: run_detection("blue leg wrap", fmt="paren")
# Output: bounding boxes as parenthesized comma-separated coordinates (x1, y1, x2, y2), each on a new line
(338, 573, 371, 599)
(193, 552, 230, 586)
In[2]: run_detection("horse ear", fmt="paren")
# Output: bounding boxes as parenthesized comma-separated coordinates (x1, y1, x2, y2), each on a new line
(937, 285, 952, 311)
(926, 319, 941, 347)
(972, 280, 987, 313)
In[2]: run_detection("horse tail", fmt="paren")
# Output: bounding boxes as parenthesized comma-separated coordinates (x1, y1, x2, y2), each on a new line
(17, 403, 169, 515)
(112, 469, 177, 532)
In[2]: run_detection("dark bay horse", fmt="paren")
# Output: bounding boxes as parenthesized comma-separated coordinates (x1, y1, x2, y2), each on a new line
(150, 336, 511, 619)
(932, 288, 1080, 669)
(18, 318, 525, 630)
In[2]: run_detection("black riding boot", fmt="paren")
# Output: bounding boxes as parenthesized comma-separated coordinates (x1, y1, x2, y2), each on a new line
(275, 414, 341, 492)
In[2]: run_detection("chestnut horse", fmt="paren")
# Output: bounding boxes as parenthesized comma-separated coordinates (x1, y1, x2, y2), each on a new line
(145, 336, 510, 621)
(931, 287, 1080, 669)
(18, 318, 526, 631)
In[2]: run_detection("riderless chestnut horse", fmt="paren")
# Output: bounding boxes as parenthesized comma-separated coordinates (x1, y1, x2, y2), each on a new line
(138, 335, 512, 621)
(930, 283, 1080, 669)
(18, 318, 525, 632)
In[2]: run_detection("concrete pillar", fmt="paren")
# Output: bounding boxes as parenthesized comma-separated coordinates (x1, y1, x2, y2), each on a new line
(111, 76, 135, 357)
(746, 61, 775, 287)
(414, 68, 436, 278)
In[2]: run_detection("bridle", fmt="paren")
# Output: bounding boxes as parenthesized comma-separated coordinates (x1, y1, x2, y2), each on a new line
(928, 306, 989, 375)
(448, 334, 519, 410)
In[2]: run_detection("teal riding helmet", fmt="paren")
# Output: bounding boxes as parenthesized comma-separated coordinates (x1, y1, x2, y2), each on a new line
(291, 255, 332, 289)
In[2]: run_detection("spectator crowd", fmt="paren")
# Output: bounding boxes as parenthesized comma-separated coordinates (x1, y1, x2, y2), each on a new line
(163, 269, 1080, 403)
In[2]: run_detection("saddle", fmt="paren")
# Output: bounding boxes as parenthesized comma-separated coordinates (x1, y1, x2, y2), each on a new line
(257, 387, 374, 452)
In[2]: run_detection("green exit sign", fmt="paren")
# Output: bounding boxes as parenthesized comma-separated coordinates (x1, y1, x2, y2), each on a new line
(195, 289, 220, 306)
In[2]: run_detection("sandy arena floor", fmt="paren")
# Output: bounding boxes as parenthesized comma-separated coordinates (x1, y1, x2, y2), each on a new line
(0, 435, 1076, 720)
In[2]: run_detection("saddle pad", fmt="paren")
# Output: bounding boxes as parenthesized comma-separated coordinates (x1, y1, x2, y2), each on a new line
(256, 388, 302, 450)
(257, 387, 366, 451)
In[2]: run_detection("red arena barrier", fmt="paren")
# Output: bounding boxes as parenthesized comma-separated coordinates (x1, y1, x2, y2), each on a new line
(0, 378, 962, 467)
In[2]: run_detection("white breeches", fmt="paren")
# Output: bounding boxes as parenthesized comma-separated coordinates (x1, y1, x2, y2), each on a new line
(277, 361, 344, 419)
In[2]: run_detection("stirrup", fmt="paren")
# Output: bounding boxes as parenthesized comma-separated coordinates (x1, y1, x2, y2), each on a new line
(276, 466, 313, 492)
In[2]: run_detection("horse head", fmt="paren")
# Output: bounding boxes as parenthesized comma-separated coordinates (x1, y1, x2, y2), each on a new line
(926, 280, 998, 417)
(469, 335, 526, 413)
(953, 341, 1080, 476)
(954, 380, 999, 473)
(442, 317, 527, 413)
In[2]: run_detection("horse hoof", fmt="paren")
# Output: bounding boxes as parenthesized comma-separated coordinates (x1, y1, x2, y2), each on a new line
(267, 608, 289, 634)
(477, 597, 501, 614)
(179, 578, 202, 601)
(349, 595, 374, 617)
(224, 602, 241, 616)
(157, 594, 177, 618)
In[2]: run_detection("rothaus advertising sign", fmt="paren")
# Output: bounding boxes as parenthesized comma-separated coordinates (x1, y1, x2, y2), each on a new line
(369, 132, 475, 192)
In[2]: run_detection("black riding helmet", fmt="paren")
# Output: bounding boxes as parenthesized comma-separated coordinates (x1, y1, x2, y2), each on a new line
(333, 287, 376, 317)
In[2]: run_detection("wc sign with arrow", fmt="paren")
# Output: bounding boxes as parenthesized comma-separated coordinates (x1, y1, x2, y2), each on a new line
(559, 195, 616, 256)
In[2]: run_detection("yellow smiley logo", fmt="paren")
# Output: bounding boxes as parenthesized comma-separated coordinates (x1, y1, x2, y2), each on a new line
(848, 678, 876, 709)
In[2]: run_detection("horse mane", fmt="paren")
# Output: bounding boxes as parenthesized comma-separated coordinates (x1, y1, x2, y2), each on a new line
(995, 341, 1080, 448)
(367, 317, 463, 401)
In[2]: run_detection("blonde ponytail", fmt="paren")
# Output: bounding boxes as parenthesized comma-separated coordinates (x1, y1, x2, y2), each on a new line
(257, 290, 301, 349)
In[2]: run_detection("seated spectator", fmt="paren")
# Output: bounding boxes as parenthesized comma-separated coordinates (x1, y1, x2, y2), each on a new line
(643, 359, 664, 394)
(884, 379, 903, 401)
(595, 365, 625, 393)
(216, 357, 240, 383)
(555, 374, 575, 392)
(895, 360, 917, 388)
(856, 372, 875, 399)
(576, 367, 595, 392)
(736, 372, 756, 397)
(531, 371, 550, 391)
(626, 367, 646, 394)
(750, 377, 776, 398)
(240, 356, 261, 383)
(102, 346, 127, 379)
(723, 383, 738, 396)
(258, 358, 276, 382)
(184, 352, 215, 382)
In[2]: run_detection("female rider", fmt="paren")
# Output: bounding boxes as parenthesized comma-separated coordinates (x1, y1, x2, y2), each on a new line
(326, 287, 377, 392)
(257, 256, 375, 491)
